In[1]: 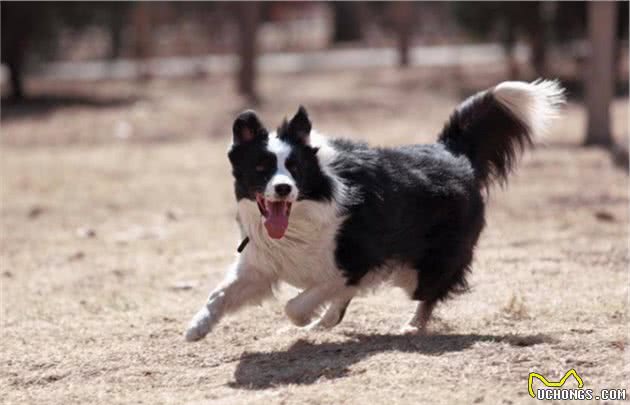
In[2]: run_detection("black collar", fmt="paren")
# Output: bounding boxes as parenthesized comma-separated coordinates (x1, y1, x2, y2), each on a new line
(237, 236, 250, 253)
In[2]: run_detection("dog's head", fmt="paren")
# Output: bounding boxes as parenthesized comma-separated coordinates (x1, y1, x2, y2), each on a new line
(228, 106, 332, 239)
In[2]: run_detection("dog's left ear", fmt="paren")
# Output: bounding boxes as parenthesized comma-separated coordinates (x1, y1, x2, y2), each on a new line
(232, 110, 268, 146)
(286, 105, 312, 145)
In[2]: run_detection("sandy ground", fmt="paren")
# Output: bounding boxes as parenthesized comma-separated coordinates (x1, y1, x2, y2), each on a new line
(1, 69, 628, 404)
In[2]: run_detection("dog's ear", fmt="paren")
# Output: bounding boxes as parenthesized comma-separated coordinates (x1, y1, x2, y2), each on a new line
(286, 105, 312, 145)
(232, 110, 268, 145)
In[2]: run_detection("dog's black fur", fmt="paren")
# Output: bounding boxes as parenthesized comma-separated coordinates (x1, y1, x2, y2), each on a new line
(229, 108, 334, 203)
(329, 91, 532, 308)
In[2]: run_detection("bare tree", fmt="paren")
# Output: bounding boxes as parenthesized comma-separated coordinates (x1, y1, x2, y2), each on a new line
(0, 3, 29, 100)
(1, 2, 129, 100)
(584, 2, 617, 147)
(497, 18, 519, 79)
(528, 1, 556, 78)
(132, 3, 153, 80)
(236, 2, 261, 103)
(331, 2, 363, 43)
(391, 2, 414, 68)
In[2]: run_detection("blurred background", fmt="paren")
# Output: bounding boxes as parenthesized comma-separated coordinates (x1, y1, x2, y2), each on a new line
(1, 4, 629, 402)
(0, 1, 628, 157)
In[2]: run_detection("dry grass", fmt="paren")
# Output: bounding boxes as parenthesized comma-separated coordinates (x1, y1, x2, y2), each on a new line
(1, 68, 628, 404)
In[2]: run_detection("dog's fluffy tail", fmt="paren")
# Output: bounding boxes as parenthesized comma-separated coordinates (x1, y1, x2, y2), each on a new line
(438, 80, 565, 188)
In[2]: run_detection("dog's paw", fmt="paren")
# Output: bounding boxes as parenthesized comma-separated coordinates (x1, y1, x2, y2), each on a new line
(399, 324, 428, 335)
(184, 307, 212, 342)
(284, 300, 312, 327)
(305, 319, 334, 331)
(307, 310, 341, 331)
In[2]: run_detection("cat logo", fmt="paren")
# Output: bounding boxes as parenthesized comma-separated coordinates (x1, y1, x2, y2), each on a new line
(528, 369, 584, 398)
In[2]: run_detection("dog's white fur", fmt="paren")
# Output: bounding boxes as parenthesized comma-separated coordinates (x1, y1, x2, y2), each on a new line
(493, 80, 564, 139)
(185, 132, 351, 341)
(264, 137, 299, 202)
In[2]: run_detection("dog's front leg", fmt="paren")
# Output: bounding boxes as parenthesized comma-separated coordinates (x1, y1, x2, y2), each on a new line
(185, 260, 273, 342)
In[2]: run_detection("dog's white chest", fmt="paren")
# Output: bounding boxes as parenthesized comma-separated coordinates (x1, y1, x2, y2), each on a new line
(237, 200, 345, 289)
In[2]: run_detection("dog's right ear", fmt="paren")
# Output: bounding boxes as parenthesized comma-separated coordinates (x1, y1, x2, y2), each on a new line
(232, 110, 268, 145)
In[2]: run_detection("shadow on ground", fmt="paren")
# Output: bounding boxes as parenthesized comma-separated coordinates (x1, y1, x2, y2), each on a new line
(1, 94, 140, 121)
(229, 332, 552, 389)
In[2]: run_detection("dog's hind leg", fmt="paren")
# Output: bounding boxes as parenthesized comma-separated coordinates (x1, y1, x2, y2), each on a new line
(185, 260, 274, 342)
(400, 300, 435, 334)
(285, 283, 354, 327)
(308, 293, 354, 330)
(391, 266, 434, 333)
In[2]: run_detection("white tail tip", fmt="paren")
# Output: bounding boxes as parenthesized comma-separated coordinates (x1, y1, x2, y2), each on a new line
(493, 79, 566, 138)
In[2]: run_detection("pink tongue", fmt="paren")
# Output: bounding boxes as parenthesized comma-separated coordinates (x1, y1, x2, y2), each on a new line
(264, 201, 289, 239)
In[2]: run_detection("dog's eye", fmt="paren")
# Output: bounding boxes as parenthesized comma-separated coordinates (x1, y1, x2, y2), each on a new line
(255, 164, 266, 172)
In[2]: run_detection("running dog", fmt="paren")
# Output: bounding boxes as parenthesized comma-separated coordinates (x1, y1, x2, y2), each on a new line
(185, 80, 564, 341)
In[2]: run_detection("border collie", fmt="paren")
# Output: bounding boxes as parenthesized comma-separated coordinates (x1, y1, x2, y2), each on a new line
(185, 80, 565, 341)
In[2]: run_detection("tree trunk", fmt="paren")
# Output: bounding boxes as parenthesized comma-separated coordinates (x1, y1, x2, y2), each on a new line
(331, 2, 363, 43)
(500, 19, 519, 79)
(6, 56, 24, 101)
(1, 2, 28, 100)
(530, 34, 546, 77)
(237, 2, 260, 103)
(392, 2, 414, 68)
(132, 3, 152, 80)
(584, 2, 617, 147)
(108, 17, 124, 60)
(529, 2, 552, 78)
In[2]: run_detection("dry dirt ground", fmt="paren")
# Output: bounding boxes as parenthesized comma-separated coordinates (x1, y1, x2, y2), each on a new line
(1, 69, 628, 404)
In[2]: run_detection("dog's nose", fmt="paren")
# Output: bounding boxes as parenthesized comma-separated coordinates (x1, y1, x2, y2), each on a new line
(275, 184, 292, 197)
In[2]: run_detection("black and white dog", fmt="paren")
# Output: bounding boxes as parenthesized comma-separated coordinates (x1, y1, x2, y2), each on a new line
(185, 80, 564, 341)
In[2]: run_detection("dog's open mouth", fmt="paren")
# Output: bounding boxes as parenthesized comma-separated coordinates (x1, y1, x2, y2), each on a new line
(256, 194, 292, 239)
